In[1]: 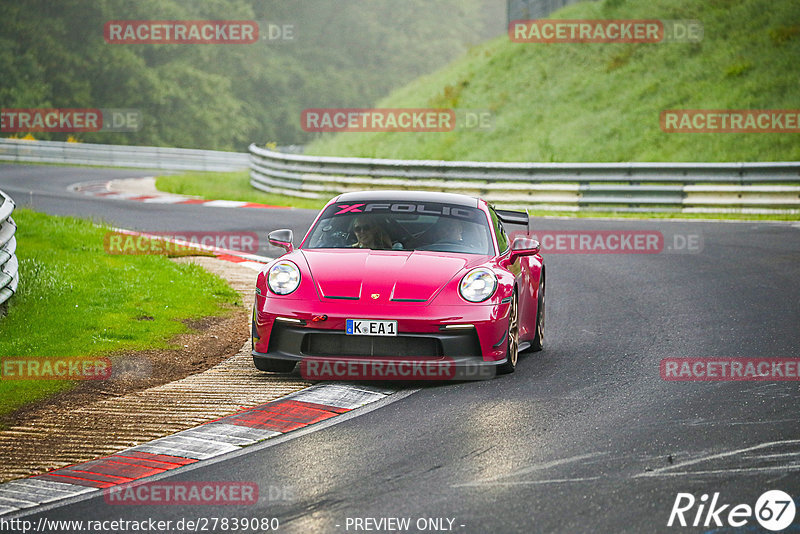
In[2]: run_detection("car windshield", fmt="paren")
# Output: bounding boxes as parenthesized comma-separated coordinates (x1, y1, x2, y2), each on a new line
(303, 201, 494, 255)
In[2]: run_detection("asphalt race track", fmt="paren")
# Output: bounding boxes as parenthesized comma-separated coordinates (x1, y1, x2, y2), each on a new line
(0, 165, 316, 257)
(2, 164, 799, 533)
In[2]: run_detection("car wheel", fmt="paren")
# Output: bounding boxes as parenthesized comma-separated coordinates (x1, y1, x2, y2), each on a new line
(497, 290, 519, 375)
(530, 270, 545, 352)
(253, 357, 296, 373)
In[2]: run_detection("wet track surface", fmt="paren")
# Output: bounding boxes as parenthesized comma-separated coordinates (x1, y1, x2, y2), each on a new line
(0, 165, 317, 258)
(2, 164, 799, 533)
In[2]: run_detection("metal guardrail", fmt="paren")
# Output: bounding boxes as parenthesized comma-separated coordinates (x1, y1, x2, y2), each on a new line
(0, 189, 18, 309)
(0, 138, 248, 172)
(248, 145, 800, 213)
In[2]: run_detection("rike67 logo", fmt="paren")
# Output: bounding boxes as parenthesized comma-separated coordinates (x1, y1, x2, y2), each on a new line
(668, 490, 796, 531)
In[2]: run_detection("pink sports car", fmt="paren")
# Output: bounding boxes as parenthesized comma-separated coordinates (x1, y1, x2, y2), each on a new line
(251, 191, 544, 379)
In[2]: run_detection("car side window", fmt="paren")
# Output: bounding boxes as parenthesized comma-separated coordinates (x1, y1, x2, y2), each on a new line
(489, 207, 509, 253)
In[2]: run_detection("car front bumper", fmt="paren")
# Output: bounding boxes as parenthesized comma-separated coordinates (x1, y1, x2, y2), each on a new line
(251, 298, 511, 380)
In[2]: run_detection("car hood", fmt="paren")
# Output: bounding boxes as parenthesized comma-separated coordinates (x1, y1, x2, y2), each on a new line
(299, 249, 488, 302)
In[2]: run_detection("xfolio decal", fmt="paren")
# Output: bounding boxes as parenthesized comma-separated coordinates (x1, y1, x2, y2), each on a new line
(334, 204, 365, 214)
(332, 203, 478, 220)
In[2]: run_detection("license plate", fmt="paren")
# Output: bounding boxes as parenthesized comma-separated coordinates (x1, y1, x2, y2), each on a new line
(346, 319, 397, 336)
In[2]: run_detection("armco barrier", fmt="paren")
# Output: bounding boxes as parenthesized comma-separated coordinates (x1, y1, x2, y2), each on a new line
(248, 144, 800, 213)
(0, 189, 18, 308)
(2, 138, 796, 213)
(0, 138, 248, 172)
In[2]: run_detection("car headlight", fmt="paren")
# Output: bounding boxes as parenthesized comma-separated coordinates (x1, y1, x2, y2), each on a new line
(459, 268, 497, 303)
(267, 260, 301, 295)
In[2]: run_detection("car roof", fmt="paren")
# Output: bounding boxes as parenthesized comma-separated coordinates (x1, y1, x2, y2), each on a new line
(333, 190, 481, 208)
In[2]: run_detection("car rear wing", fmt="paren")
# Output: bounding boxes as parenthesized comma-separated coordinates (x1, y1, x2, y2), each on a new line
(496, 209, 529, 226)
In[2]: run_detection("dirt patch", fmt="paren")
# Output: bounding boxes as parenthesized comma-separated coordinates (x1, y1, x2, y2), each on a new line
(0, 304, 248, 430)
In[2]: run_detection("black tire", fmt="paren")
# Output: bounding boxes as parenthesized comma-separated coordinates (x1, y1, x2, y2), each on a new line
(530, 269, 545, 352)
(253, 357, 296, 373)
(497, 290, 519, 375)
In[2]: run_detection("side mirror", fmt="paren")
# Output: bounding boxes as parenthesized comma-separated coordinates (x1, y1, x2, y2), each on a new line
(509, 237, 540, 262)
(268, 229, 294, 253)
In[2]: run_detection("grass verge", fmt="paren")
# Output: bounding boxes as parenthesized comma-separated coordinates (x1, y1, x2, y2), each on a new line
(305, 0, 800, 163)
(0, 209, 241, 419)
(155, 170, 326, 210)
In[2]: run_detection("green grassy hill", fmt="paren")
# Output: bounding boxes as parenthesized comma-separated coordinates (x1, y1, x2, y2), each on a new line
(307, 0, 800, 162)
